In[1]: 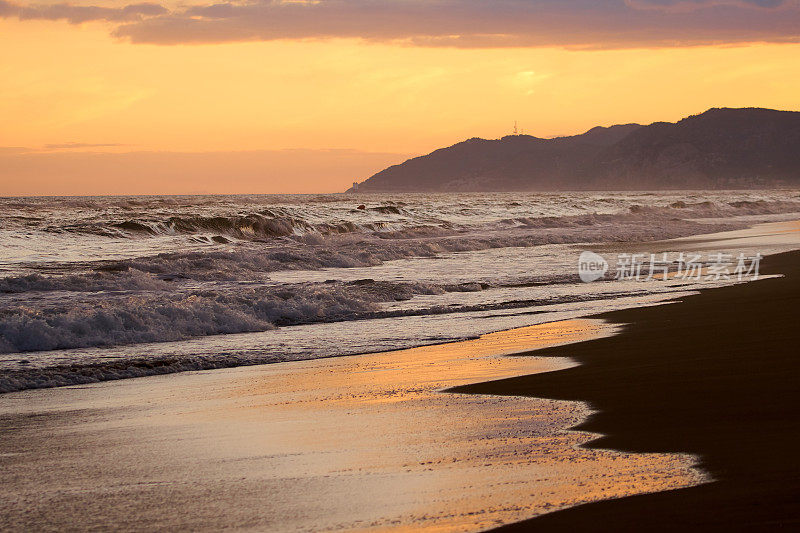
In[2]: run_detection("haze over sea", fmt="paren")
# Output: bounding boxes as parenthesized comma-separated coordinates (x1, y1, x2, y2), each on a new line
(2, 190, 800, 393)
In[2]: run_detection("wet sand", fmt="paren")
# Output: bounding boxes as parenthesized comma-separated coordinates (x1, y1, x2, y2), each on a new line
(3, 220, 799, 531)
(0, 320, 703, 531)
(457, 250, 800, 530)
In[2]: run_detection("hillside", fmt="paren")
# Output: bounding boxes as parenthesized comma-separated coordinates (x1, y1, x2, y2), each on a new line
(349, 108, 800, 191)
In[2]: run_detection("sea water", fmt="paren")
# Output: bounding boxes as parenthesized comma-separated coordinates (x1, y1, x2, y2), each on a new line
(2, 190, 799, 392)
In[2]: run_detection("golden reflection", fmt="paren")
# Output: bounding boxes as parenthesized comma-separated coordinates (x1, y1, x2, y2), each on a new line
(0, 319, 707, 531)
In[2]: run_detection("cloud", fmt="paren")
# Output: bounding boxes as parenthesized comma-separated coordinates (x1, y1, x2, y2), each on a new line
(0, 146, 32, 155)
(43, 142, 128, 149)
(628, 0, 786, 8)
(2, 0, 800, 48)
(0, 0, 166, 24)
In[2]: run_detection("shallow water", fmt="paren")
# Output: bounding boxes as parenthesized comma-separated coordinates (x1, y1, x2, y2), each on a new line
(0, 320, 707, 531)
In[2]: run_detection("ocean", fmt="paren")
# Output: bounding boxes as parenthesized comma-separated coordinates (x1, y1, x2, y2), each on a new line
(2, 190, 799, 393)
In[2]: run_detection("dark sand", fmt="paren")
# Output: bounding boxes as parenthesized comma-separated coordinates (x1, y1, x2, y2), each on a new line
(454, 250, 800, 530)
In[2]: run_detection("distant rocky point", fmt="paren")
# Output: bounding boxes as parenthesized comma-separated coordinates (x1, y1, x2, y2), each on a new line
(348, 108, 800, 192)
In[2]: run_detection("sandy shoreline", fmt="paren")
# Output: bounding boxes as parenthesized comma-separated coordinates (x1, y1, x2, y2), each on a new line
(0, 319, 709, 531)
(2, 220, 799, 530)
(457, 249, 800, 530)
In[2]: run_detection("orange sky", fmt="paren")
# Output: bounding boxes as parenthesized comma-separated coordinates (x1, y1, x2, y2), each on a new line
(1, 1, 800, 195)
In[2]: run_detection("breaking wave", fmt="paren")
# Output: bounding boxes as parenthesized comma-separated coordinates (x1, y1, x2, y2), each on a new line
(2, 191, 800, 393)
(0, 277, 516, 354)
(15, 195, 800, 244)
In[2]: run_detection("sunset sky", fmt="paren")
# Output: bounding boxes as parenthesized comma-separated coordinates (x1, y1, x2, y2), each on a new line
(2, 0, 800, 195)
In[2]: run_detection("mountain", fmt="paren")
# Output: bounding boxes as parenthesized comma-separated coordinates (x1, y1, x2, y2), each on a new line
(349, 108, 800, 192)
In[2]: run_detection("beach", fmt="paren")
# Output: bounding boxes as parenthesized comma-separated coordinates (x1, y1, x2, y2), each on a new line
(459, 250, 800, 530)
(6, 2, 800, 528)
(0, 319, 707, 531)
(1, 211, 799, 530)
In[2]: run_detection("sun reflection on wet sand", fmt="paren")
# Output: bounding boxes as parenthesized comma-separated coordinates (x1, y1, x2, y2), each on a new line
(0, 319, 707, 531)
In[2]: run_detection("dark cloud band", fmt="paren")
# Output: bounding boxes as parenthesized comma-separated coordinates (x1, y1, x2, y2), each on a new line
(0, 0, 165, 24)
(2, 0, 799, 48)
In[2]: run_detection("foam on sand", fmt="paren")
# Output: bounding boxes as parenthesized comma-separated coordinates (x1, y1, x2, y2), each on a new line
(0, 319, 706, 532)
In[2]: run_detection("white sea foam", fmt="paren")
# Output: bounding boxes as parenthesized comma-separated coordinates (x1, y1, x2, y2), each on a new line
(1, 191, 799, 392)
